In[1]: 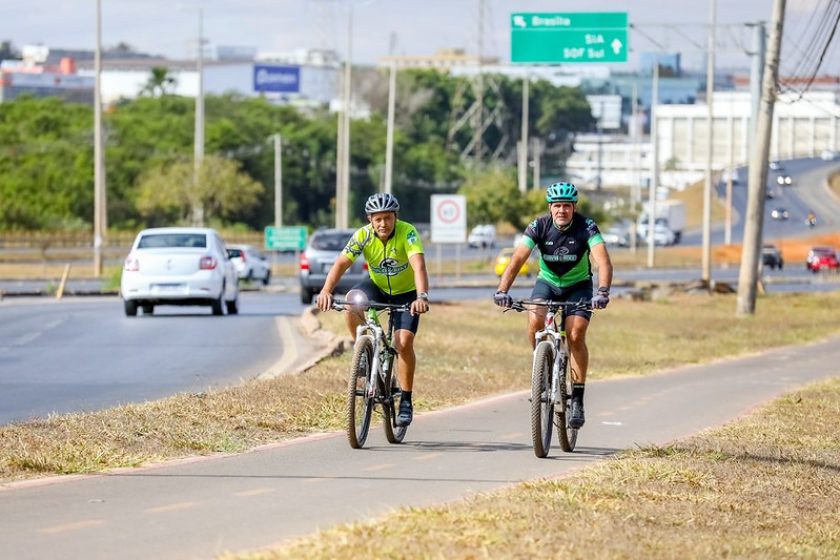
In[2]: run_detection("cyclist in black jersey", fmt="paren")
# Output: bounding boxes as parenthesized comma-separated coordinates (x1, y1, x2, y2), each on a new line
(493, 182, 613, 429)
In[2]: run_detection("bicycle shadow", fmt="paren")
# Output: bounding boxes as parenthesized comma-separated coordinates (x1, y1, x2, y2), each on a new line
(369, 439, 621, 458)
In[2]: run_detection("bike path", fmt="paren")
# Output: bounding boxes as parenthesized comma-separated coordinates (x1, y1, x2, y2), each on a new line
(1, 336, 839, 559)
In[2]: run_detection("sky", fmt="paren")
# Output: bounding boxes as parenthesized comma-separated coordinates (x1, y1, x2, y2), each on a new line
(2, 0, 833, 75)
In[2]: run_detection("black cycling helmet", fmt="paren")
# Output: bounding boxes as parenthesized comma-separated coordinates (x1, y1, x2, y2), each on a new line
(365, 192, 400, 214)
(546, 182, 578, 203)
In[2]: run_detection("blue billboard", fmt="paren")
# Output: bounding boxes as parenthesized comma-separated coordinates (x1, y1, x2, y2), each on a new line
(253, 64, 300, 93)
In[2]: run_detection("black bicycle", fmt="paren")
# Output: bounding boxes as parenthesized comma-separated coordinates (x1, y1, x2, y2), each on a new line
(508, 300, 592, 458)
(332, 297, 409, 448)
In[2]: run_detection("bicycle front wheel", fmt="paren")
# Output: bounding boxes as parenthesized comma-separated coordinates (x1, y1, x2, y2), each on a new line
(531, 341, 555, 458)
(556, 350, 577, 452)
(347, 335, 374, 449)
(382, 361, 407, 444)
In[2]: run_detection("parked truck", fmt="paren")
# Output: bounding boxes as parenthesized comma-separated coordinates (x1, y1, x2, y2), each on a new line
(638, 199, 686, 244)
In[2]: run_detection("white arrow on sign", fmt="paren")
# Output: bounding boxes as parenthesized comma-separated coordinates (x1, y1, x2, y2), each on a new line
(611, 38, 623, 54)
(513, 15, 526, 28)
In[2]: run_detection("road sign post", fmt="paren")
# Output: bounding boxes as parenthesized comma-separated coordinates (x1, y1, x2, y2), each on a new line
(264, 226, 307, 251)
(430, 195, 467, 281)
(511, 12, 628, 64)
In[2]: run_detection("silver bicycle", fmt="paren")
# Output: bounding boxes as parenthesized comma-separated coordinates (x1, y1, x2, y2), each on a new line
(332, 296, 409, 449)
(509, 300, 591, 458)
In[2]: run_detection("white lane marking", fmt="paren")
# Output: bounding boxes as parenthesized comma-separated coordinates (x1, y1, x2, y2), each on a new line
(413, 452, 443, 462)
(363, 463, 396, 472)
(145, 501, 199, 514)
(234, 488, 276, 497)
(39, 519, 104, 534)
(601, 421, 624, 426)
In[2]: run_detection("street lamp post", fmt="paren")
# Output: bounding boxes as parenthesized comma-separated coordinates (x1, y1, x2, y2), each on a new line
(93, 0, 106, 277)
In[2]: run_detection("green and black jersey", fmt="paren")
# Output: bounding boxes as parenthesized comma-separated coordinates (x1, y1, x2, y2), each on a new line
(521, 213, 605, 288)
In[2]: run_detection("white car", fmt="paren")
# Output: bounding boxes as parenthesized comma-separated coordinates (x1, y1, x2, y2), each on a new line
(637, 223, 676, 246)
(120, 227, 240, 317)
(467, 224, 496, 249)
(228, 244, 271, 285)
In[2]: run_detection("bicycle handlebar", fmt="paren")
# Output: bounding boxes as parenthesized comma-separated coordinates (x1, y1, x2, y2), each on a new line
(331, 300, 412, 313)
(506, 299, 593, 313)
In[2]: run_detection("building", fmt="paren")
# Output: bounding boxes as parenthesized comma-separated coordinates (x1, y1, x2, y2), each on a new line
(0, 46, 94, 103)
(566, 90, 840, 191)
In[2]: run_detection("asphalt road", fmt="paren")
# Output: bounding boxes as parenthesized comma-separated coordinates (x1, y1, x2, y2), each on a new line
(0, 292, 313, 425)
(680, 156, 840, 246)
(1, 335, 838, 559)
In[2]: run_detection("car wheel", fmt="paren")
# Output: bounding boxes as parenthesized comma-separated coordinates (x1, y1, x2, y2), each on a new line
(124, 299, 138, 317)
(211, 293, 225, 316)
(300, 286, 314, 305)
(262, 270, 271, 286)
(226, 296, 239, 315)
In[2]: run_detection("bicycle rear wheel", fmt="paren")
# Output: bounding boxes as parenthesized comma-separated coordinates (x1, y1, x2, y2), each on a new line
(530, 341, 555, 458)
(382, 360, 407, 444)
(556, 350, 577, 452)
(347, 335, 374, 449)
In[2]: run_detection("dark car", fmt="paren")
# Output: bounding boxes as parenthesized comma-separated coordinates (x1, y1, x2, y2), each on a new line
(761, 244, 783, 270)
(806, 246, 839, 273)
(299, 228, 367, 304)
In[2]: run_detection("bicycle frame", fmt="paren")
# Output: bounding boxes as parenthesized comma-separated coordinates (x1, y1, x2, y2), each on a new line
(533, 304, 570, 407)
(355, 307, 398, 401)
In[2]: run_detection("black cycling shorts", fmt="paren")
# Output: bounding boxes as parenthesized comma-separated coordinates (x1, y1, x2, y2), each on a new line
(530, 278, 593, 320)
(350, 278, 420, 334)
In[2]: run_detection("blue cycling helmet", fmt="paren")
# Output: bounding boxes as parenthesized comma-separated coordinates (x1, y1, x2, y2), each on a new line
(546, 182, 578, 203)
(364, 192, 400, 214)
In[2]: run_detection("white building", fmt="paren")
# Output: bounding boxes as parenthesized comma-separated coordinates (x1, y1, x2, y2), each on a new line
(567, 90, 840, 191)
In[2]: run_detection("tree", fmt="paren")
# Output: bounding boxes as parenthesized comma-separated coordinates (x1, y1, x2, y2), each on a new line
(140, 67, 177, 97)
(459, 167, 533, 229)
(134, 155, 263, 226)
(0, 40, 20, 60)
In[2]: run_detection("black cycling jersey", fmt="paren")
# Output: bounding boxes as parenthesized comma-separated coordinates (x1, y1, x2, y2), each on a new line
(521, 212, 605, 288)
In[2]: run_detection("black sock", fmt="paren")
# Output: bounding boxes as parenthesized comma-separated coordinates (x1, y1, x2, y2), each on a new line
(402, 391, 412, 403)
(572, 384, 585, 402)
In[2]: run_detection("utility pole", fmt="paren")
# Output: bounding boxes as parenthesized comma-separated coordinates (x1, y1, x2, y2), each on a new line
(193, 8, 205, 226)
(702, 0, 717, 284)
(274, 134, 283, 229)
(473, 0, 484, 163)
(595, 101, 604, 190)
(747, 22, 766, 142)
(737, 0, 786, 317)
(384, 33, 397, 195)
(531, 138, 542, 190)
(338, 0, 353, 228)
(518, 73, 529, 192)
(647, 63, 660, 268)
(726, 114, 734, 245)
(630, 83, 639, 254)
(93, 0, 105, 277)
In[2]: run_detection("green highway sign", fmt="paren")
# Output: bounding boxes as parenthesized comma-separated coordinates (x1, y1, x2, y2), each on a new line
(264, 225, 307, 251)
(511, 12, 628, 64)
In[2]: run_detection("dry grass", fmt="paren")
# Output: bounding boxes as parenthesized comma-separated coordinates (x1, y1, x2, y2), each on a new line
(234, 378, 840, 559)
(3, 292, 840, 483)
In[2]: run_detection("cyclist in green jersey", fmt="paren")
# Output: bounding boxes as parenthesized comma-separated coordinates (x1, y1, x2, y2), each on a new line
(317, 193, 430, 426)
(494, 182, 613, 429)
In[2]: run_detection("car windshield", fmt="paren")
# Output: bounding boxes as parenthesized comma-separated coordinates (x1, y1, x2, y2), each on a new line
(311, 232, 350, 251)
(138, 233, 207, 249)
(228, 248, 243, 258)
